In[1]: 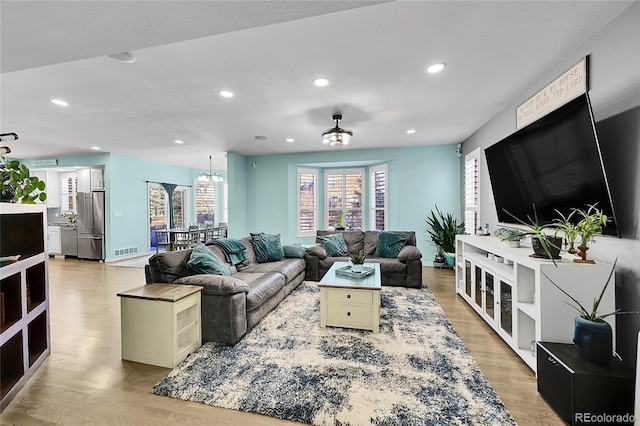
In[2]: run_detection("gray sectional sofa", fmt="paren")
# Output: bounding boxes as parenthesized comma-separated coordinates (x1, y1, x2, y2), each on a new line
(145, 237, 305, 345)
(304, 230, 423, 288)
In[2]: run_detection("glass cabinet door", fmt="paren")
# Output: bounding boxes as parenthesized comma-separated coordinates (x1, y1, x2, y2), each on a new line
(474, 265, 482, 307)
(499, 279, 513, 337)
(484, 270, 495, 321)
(465, 260, 472, 298)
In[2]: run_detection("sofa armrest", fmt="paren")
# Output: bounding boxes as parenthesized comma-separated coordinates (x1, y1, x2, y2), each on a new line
(305, 243, 328, 259)
(173, 274, 250, 295)
(398, 245, 422, 262)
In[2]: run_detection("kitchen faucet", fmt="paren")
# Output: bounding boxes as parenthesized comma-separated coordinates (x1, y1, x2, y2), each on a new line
(63, 210, 77, 223)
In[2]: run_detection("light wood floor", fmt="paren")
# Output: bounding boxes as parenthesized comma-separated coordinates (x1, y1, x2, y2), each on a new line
(0, 258, 562, 425)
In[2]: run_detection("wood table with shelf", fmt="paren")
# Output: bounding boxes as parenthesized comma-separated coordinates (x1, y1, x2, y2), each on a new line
(319, 262, 381, 333)
(117, 284, 203, 368)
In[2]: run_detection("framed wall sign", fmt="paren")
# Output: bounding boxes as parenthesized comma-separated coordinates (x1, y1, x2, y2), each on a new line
(516, 57, 589, 129)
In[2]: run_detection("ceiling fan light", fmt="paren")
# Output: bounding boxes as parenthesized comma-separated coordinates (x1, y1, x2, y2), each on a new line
(321, 114, 353, 148)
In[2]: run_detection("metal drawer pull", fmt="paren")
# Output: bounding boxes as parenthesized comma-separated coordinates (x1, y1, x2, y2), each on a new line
(347, 294, 351, 298)
(347, 312, 351, 316)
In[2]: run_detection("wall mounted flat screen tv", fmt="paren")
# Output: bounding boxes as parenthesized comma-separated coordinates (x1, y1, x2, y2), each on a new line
(485, 93, 618, 236)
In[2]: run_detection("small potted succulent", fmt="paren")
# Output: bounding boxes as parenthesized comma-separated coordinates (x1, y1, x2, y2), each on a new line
(350, 251, 366, 272)
(494, 227, 527, 248)
(554, 209, 580, 254)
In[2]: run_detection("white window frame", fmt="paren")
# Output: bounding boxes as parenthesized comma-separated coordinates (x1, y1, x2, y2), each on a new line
(325, 168, 364, 230)
(194, 179, 217, 224)
(369, 163, 388, 231)
(464, 148, 481, 235)
(297, 167, 318, 238)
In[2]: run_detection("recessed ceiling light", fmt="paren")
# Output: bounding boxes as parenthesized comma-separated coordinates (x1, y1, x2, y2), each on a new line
(91, 146, 101, 150)
(314, 78, 330, 87)
(286, 138, 295, 143)
(51, 99, 69, 106)
(406, 129, 416, 134)
(107, 51, 136, 63)
(254, 136, 268, 141)
(219, 90, 234, 98)
(427, 62, 447, 74)
(174, 140, 184, 144)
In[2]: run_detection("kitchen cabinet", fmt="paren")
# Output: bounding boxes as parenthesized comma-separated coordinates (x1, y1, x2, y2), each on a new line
(44, 170, 60, 208)
(0, 204, 50, 411)
(47, 226, 61, 255)
(78, 168, 104, 193)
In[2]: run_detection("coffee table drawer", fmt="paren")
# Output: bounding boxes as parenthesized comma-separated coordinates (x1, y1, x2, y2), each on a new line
(325, 288, 373, 304)
(326, 303, 374, 329)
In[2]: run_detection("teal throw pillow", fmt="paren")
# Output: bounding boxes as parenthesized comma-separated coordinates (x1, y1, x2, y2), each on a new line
(375, 232, 408, 258)
(187, 243, 230, 276)
(283, 244, 306, 258)
(251, 233, 285, 263)
(319, 233, 348, 257)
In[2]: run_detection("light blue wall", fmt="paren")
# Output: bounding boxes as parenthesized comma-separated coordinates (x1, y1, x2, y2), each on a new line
(25, 153, 227, 260)
(228, 144, 461, 262)
(227, 152, 248, 238)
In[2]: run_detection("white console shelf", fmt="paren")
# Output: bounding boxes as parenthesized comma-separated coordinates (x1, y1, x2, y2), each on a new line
(455, 234, 615, 372)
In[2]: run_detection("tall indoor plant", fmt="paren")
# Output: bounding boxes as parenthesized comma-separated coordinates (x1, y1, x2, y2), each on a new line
(0, 154, 47, 203)
(425, 206, 464, 267)
(542, 259, 639, 364)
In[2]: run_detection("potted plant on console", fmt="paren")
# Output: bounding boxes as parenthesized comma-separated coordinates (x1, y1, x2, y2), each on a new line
(425, 206, 464, 268)
(494, 227, 527, 248)
(503, 205, 562, 262)
(572, 203, 608, 264)
(543, 259, 639, 364)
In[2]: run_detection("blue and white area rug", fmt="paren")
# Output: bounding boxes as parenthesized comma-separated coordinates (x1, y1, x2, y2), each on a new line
(152, 282, 516, 425)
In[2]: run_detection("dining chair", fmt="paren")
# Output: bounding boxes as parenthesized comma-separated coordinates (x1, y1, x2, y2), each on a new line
(154, 225, 172, 252)
(173, 225, 200, 250)
(217, 222, 228, 238)
(204, 223, 216, 244)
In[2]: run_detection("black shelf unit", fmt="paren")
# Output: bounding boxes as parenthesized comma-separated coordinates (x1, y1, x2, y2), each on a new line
(0, 204, 50, 412)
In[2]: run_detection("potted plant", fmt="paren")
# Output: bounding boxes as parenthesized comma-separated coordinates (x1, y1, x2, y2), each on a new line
(0, 154, 47, 203)
(494, 227, 527, 248)
(542, 259, 639, 364)
(554, 209, 580, 254)
(573, 204, 608, 264)
(335, 213, 346, 231)
(349, 251, 366, 272)
(425, 206, 464, 268)
(503, 205, 562, 262)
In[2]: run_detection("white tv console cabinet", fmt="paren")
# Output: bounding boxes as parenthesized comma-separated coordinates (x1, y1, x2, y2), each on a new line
(455, 234, 615, 372)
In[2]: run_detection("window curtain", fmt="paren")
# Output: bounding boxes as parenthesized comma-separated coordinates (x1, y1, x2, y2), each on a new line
(161, 183, 177, 228)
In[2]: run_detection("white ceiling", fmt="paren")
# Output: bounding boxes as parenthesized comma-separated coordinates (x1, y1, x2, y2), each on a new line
(0, 1, 635, 171)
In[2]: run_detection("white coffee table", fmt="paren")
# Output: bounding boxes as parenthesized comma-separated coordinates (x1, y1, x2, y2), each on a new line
(319, 261, 381, 333)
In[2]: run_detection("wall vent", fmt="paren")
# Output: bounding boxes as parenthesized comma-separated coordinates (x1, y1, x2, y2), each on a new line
(115, 247, 138, 257)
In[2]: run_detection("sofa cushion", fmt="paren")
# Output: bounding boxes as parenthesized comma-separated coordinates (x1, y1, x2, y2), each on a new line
(318, 233, 348, 256)
(369, 257, 408, 274)
(148, 250, 194, 283)
(375, 232, 408, 258)
(251, 233, 285, 263)
(363, 231, 379, 255)
(243, 258, 305, 282)
(236, 271, 286, 311)
(306, 243, 328, 259)
(398, 245, 423, 262)
(283, 244, 306, 258)
(187, 243, 230, 276)
(174, 274, 249, 295)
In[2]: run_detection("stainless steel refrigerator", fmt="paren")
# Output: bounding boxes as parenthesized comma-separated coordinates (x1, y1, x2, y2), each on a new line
(77, 191, 105, 260)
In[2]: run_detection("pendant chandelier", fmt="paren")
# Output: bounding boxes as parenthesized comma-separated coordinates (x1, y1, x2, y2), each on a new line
(198, 155, 224, 183)
(322, 114, 353, 148)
